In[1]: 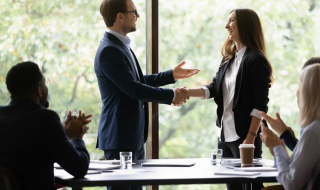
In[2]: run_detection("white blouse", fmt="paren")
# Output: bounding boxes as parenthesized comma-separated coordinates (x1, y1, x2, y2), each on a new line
(274, 119, 320, 190)
(202, 46, 262, 142)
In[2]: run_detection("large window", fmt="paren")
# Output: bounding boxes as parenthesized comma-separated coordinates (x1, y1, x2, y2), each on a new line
(0, 0, 146, 164)
(1, 0, 319, 190)
(158, 0, 319, 189)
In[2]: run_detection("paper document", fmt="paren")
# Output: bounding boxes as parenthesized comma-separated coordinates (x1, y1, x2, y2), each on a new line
(214, 171, 261, 176)
(234, 167, 277, 172)
(90, 160, 136, 165)
(54, 163, 121, 170)
(141, 162, 195, 167)
(90, 160, 121, 165)
(222, 159, 260, 164)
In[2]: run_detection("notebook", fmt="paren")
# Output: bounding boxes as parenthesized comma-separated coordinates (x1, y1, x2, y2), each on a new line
(234, 167, 277, 172)
(90, 160, 121, 165)
(54, 163, 121, 170)
(214, 171, 261, 176)
(141, 162, 195, 167)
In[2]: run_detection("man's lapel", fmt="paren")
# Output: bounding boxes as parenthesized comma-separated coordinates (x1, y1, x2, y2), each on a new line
(104, 32, 140, 80)
(130, 49, 145, 83)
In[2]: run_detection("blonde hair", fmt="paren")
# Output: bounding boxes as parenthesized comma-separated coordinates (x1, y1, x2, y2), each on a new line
(221, 9, 274, 84)
(299, 64, 320, 126)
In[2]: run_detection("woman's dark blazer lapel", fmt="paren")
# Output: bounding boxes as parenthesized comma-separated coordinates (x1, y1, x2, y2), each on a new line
(233, 48, 252, 109)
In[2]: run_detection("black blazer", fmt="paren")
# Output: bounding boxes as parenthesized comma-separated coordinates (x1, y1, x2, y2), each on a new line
(0, 100, 90, 190)
(280, 130, 298, 151)
(206, 48, 271, 140)
(94, 32, 176, 150)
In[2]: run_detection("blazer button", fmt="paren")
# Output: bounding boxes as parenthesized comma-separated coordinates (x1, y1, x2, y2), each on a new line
(142, 105, 144, 108)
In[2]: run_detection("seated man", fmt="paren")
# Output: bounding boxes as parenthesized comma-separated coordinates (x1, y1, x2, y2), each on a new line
(0, 61, 91, 190)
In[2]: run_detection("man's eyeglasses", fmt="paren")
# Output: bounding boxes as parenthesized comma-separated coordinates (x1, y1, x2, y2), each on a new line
(122, 10, 138, 16)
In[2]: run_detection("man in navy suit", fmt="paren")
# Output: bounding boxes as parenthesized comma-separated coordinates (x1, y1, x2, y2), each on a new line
(0, 61, 92, 190)
(94, 0, 199, 181)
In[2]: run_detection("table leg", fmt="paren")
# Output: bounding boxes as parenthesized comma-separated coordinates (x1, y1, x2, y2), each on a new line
(244, 183, 252, 190)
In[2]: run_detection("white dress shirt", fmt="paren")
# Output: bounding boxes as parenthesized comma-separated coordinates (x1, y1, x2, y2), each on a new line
(202, 46, 262, 142)
(273, 119, 320, 190)
(106, 29, 176, 101)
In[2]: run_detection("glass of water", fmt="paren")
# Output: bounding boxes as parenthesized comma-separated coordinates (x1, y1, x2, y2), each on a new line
(211, 149, 223, 165)
(119, 152, 132, 169)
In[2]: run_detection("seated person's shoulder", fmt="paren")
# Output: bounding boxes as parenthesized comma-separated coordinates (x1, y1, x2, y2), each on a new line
(36, 108, 61, 122)
(307, 120, 320, 134)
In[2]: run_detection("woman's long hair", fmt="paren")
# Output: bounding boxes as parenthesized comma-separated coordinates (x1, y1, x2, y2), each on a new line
(299, 64, 320, 126)
(221, 9, 274, 83)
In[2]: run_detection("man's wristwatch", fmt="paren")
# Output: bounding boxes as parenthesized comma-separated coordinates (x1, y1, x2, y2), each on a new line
(248, 131, 257, 137)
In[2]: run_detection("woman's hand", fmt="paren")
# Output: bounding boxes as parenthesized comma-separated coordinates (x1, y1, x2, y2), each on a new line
(260, 121, 282, 149)
(259, 111, 287, 136)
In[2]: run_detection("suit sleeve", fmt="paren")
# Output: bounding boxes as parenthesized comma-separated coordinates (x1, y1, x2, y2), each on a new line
(280, 130, 298, 151)
(99, 47, 174, 104)
(44, 111, 89, 178)
(249, 55, 271, 112)
(144, 69, 176, 87)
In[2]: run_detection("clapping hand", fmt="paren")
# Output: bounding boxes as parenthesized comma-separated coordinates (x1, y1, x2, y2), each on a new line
(260, 121, 288, 157)
(64, 110, 92, 139)
(259, 121, 282, 150)
(259, 111, 295, 138)
(172, 61, 200, 80)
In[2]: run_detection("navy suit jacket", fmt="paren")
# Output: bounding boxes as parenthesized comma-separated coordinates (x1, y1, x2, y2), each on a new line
(0, 100, 90, 190)
(94, 32, 175, 150)
(280, 130, 298, 151)
(206, 48, 271, 142)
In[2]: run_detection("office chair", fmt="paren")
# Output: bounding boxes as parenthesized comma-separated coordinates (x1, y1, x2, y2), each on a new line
(0, 167, 19, 190)
(312, 173, 320, 190)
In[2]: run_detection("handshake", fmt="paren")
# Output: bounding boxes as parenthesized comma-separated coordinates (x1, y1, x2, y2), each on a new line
(172, 87, 190, 106)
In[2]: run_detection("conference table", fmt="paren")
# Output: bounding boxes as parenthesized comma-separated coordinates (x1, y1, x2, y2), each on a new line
(54, 158, 278, 190)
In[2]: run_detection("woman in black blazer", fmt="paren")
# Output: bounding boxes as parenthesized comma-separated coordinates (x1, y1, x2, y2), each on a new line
(184, 9, 274, 190)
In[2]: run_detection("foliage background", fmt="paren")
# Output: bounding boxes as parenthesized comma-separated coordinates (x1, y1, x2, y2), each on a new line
(0, 0, 319, 189)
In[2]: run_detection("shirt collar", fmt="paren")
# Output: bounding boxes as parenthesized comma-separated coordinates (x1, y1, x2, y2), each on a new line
(235, 46, 247, 59)
(106, 29, 131, 48)
(300, 127, 305, 136)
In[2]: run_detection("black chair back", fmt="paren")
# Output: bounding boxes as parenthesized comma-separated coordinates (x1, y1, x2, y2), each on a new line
(312, 173, 320, 190)
(0, 168, 19, 190)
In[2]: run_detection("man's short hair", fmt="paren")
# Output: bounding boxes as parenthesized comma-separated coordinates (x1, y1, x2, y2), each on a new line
(6, 61, 43, 98)
(303, 57, 320, 69)
(100, 0, 127, 27)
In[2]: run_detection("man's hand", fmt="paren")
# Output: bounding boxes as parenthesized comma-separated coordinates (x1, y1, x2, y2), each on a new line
(64, 111, 74, 129)
(172, 61, 200, 80)
(64, 110, 92, 139)
(259, 121, 282, 149)
(259, 111, 287, 136)
(77, 110, 92, 129)
(172, 87, 189, 106)
(65, 118, 86, 139)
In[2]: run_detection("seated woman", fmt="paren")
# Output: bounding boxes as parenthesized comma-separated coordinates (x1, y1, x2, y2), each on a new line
(260, 64, 320, 190)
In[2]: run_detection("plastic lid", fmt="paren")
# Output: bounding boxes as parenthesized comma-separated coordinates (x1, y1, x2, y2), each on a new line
(238, 144, 255, 148)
